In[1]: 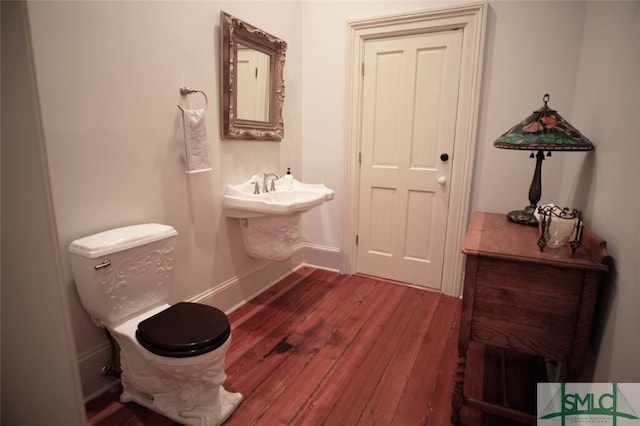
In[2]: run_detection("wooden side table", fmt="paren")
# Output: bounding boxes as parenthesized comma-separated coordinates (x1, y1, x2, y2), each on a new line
(451, 211, 609, 424)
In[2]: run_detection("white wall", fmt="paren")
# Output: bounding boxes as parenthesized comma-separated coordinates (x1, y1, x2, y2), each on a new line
(25, 0, 303, 397)
(563, 1, 640, 381)
(471, 0, 586, 213)
(1, 2, 86, 424)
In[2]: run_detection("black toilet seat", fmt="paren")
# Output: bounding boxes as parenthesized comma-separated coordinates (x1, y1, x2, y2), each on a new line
(136, 302, 231, 358)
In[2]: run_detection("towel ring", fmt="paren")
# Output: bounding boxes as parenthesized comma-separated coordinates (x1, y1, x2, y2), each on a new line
(177, 86, 208, 111)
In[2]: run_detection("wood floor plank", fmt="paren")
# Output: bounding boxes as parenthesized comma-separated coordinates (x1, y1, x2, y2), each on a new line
(421, 298, 483, 426)
(225, 274, 375, 425)
(92, 394, 174, 426)
(224, 271, 345, 396)
(227, 266, 316, 327)
(292, 280, 408, 425)
(224, 269, 338, 379)
(356, 289, 442, 425)
(251, 275, 382, 424)
(322, 287, 426, 425)
(85, 387, 123, 424)
(228, 268, 334, 342)
(391, 295, 460, 425)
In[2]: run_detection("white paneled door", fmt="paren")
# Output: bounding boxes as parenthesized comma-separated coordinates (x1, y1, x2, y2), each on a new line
(356, 30, 463, 290)
(236, 47, 270, 122)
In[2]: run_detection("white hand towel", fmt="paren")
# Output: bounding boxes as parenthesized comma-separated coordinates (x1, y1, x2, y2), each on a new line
(181, 108, 212, 174)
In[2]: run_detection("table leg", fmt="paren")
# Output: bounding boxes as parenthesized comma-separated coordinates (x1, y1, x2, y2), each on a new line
(451, 346, 467, 424)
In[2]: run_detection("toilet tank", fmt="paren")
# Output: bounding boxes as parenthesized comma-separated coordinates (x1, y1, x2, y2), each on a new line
(69, 223, 178, 327)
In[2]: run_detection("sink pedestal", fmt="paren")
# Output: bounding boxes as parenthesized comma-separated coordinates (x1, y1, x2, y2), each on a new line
(240, 214, 301, 261)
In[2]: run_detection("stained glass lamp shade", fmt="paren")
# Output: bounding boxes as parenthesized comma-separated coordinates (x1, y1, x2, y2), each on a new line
(494, 94, 594, 226)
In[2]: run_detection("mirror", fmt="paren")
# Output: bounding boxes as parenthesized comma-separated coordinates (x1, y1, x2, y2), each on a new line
(221, 12, 287, 141)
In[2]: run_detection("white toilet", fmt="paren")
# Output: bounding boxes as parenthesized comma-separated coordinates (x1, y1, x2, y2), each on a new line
(69, 223, 242, 426)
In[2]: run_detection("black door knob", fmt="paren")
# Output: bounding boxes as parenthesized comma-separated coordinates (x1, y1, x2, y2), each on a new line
(440, 153, 449, 162)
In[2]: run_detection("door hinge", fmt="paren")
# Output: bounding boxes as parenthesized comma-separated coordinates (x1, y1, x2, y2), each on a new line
(361, 62, 365, 77)
(356, 235, 359, 245)
(358, 152, 362, 165)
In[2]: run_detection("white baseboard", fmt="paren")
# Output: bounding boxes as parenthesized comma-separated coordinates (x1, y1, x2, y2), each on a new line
(77, 243, 341, 400)
(77, 343, 119, 402)
(297, 243, 342, 273)
(189, 243, 341, 314)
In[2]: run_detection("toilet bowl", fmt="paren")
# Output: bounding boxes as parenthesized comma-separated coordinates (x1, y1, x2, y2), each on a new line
(69, 224, 242, 426)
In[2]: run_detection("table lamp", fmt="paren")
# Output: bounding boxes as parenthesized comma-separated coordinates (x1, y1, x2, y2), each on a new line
(493, 94, 594, 226)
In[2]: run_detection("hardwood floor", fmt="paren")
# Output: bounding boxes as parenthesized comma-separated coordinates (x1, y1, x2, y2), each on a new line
(85, 267, 521, 425)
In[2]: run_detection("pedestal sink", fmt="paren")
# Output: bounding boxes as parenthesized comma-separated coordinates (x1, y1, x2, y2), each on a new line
(224, 175, 334, 261)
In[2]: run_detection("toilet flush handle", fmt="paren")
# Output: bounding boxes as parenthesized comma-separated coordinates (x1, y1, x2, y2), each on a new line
(94, 259, 111, 270)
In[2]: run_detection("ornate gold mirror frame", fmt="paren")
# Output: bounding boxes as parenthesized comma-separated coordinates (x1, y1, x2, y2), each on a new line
(221, 12, 287, 141)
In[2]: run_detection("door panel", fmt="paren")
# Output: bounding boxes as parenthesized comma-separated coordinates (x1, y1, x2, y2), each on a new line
(357, 30, 463, 290)
(368, 187, 395, 255)
(237, 48, 270, 121)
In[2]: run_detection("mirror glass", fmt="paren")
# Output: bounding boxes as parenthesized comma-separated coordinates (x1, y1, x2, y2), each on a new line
(236, 44, 271, 122)
(221, 12, 287, 141)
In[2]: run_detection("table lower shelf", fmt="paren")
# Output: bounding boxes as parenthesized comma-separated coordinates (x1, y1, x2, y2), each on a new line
(458, 343, 549, 425)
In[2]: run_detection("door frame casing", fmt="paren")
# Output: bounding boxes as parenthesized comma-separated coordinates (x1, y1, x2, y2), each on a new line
(341, 2, 487, 297)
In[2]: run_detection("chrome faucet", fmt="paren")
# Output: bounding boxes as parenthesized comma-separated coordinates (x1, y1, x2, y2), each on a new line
(263, 172, 280, 193)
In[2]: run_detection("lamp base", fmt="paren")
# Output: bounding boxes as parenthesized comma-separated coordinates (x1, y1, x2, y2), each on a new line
(507, 206, 539, 226)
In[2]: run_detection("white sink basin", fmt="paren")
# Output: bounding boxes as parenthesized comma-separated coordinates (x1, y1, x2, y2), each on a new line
(224, 175, 334, 218)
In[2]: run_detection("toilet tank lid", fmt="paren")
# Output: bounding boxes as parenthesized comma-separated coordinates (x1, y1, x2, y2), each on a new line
(69, 223, 178, 258)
